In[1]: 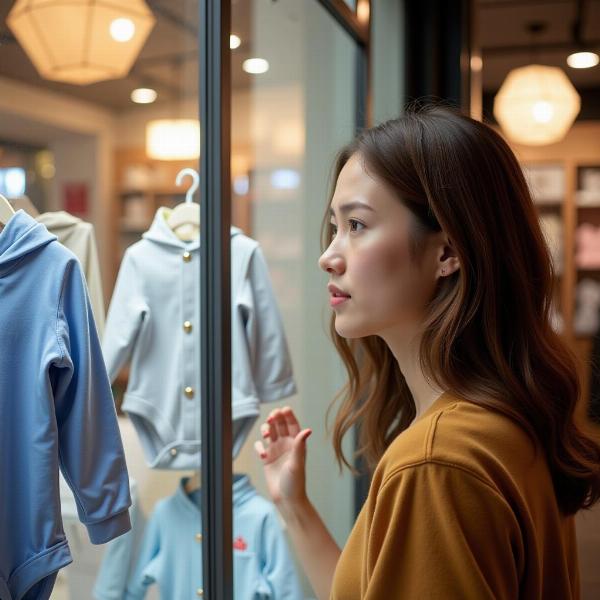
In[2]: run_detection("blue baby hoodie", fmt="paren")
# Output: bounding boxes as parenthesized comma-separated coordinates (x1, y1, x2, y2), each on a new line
(0, 211, 131, 600)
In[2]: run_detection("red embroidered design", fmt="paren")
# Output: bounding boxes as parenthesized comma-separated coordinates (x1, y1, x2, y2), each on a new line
(233, 536, 247, 551)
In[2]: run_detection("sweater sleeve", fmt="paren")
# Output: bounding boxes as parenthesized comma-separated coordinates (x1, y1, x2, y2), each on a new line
(356, 462, 522, 600)
(244, 246, 297, 402)
(53, 258, 132, 545)
(102, 249, 148, 382)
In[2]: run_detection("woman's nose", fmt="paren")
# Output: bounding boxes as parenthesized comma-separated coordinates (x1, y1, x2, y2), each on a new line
(318, 248, 345, 274)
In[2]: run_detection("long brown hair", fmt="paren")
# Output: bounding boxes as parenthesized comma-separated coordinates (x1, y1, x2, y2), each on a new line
(322, 103, 600, 515)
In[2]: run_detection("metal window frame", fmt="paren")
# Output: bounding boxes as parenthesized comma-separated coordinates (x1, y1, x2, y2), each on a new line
(198, 1, 370, 598)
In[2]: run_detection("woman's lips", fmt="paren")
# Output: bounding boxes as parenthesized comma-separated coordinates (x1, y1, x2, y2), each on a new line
(330, 295, 350, 307)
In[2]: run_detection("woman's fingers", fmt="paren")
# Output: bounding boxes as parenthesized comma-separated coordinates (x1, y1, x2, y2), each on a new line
(254, 439, 267, 460)
(267, 413, 278, 442)
(282, 406, 300, 437)
(273, 409, 290, 438)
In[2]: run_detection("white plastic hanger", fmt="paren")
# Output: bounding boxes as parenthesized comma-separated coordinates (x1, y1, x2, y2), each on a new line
(167, 168, 200, 241)
(0, 193, 16, 227)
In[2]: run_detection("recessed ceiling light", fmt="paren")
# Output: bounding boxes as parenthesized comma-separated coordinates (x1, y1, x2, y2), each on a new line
(230, 34, 241, 49)
(243, 58, 269, 74)
(131, 87, 157, 104)
(110, 17, 136, 42)
(567, 51, 599, 69)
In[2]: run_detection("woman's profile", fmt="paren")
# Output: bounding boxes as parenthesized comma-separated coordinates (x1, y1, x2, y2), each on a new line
(254, 104, 600, 599)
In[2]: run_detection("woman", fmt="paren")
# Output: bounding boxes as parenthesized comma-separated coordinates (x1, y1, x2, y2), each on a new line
(254, 105, 600, 599)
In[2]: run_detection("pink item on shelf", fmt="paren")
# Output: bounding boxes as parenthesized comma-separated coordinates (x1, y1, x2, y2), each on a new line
(575, 223, 600, 269)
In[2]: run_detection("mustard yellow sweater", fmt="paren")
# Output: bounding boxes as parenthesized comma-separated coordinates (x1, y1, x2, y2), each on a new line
(331, 391, 580, 599)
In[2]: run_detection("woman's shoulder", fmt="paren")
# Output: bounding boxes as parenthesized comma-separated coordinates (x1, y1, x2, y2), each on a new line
(375, 391, 538, 492)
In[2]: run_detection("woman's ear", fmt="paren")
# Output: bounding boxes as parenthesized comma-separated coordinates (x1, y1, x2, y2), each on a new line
(438, 234, 460, 278)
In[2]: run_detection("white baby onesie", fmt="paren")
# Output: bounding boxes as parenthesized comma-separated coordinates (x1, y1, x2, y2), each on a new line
(103, 208, 297, 469)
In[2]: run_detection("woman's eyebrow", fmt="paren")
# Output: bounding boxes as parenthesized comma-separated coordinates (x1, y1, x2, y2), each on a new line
(329, 201, 375, 217)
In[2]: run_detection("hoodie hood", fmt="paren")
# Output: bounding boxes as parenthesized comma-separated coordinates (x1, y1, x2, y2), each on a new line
(142, 207, 244, 251)
(0, 210, 56, 277)
(36, 210, 82, 234)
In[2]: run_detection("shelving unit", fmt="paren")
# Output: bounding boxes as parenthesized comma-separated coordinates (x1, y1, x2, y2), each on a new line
(511, 122, 600, 405)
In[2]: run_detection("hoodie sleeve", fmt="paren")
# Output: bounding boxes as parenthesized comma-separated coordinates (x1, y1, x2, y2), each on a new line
(244, 246, 297, 402)
(53, 257, 132, 545)
(102, 249, 148, 382)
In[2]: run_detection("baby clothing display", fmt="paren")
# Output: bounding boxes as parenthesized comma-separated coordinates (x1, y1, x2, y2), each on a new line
(103, 208, 297, 469)
(124, 475, 303, 600)
(538, 214, 563, 275)
(574, 278, 600, 335)
(575, 223, 600, 269)
(0, 211, 131, 600)
(36, 210, 106, 335)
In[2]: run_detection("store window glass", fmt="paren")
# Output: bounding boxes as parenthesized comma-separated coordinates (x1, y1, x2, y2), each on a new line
(230, 0, 358, 596)
(0, 1, 203, 598)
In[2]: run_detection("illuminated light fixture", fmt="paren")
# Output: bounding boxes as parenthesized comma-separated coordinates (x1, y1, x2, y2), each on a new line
(357, 0, 370, 23)
(110, 17, 135, 42)
(0, 168, 26, 197)
(6, 0, 155, 85)
(230, 34, 241, 50)
(567, 51, 599, 69)
(146, 119, 200, 161)
(131, 87, 157, 104)
(233, 175, 249, 195)
(493, 64, 580, 146)
(470, 55, 483, 72)
(243, 58, 269, 74)
(271, 169, 301, 190)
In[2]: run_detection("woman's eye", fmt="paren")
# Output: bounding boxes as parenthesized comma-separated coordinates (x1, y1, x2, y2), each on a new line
(349, 219, 365, 232)
(330, 220, 364, 238)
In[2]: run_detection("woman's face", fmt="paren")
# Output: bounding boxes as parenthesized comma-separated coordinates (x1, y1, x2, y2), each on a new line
(318, 153, 442, 340)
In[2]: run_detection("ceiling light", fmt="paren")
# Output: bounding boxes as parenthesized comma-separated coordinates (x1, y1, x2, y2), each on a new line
(6, 0, 155, 85)
(243, 58, 269, 74)
(110, 17, 136, 42)
(567, 51, 599, 69)
(146, 119, 200, 161)
(494, 64, 580, 146)
(131, 87, 157, 104)
(230, 34, 241, 50)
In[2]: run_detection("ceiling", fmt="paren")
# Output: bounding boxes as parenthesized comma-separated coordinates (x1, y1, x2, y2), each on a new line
(478, 0, 600, 91)
(0, 0, 259, 112)
(0, 0, 599, 114)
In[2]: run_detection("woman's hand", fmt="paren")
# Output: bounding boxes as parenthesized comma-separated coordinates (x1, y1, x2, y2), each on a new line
(254, 406, 312, 508)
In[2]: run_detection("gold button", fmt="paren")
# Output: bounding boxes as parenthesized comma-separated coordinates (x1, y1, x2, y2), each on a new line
(196, 589, 203, 597)
(170, 448, 178, 456)
(195, 533, 202, 542)
(184, 386, 194, 399)
(183, 321, 193, 333)
(183, 251, 192, 262)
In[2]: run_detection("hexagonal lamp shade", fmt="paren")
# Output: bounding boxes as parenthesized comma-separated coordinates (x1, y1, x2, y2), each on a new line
(7, 0, 155, 85)
(493, 65, 580, 146)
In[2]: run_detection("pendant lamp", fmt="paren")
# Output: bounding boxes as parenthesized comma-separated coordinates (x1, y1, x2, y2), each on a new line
(493, 64, 580, 146)
(7, 0, 155, 86)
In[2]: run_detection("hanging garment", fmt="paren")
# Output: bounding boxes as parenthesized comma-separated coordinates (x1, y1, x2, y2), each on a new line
(125, 475, 303, 600)
(0, 211, 131, 600)
(36, 211, 106, 335)
(93, 480, 147, 600)
(103, 208, 297, 469)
